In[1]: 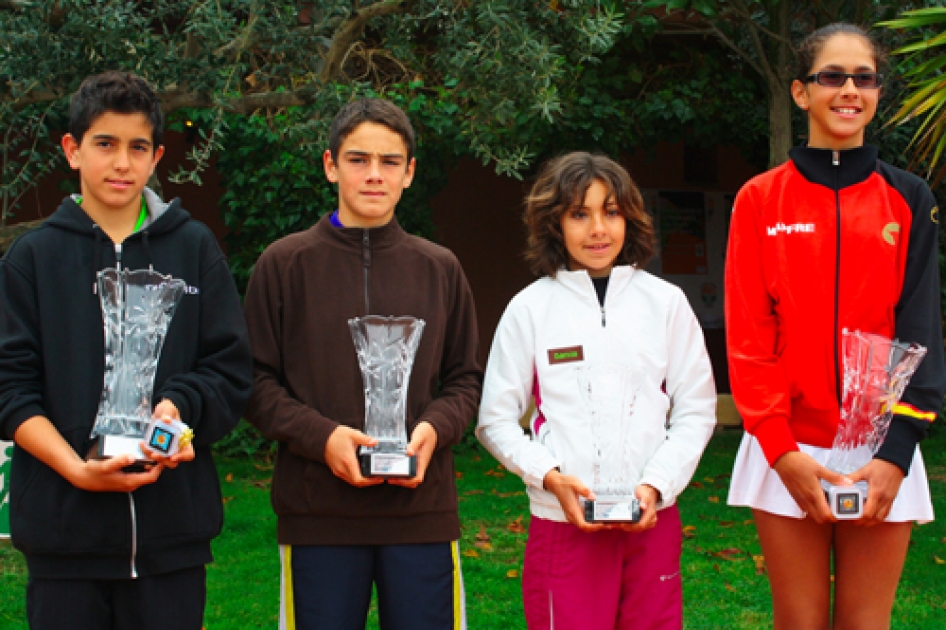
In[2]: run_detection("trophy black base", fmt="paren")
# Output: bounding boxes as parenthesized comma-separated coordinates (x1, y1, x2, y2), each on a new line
(87, 435, 152, 473)
(824, 481, 868, 520)
(358, 448, 417, 478)
(582, 496, 641, 523)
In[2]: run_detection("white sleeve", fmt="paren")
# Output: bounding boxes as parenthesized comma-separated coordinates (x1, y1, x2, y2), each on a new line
(639, 290, 717, 505)
(476, 299, 560, 489)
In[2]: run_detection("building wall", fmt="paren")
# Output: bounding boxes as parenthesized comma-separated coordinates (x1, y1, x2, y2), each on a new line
(430, 143, 762, 392)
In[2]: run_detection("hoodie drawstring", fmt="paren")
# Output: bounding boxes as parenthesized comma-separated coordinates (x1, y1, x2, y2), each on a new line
(92, 228, 104, 295)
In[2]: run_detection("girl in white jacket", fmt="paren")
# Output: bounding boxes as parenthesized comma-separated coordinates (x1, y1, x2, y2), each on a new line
(476, 152, 716, 630)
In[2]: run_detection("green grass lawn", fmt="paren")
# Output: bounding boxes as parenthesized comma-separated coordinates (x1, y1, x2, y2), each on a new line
(2, 429, 944, 628)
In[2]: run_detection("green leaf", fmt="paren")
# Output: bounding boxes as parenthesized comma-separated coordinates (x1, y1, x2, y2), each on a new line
(877, 8, 946, 30)
(692, 0, 717, 17)
(893, 31, 946, 55)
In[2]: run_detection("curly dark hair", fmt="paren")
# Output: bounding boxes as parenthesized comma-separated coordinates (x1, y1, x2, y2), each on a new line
(69, 71, 163, 147)
(795, 23, 887, 82)
(523, 151, 655, 278)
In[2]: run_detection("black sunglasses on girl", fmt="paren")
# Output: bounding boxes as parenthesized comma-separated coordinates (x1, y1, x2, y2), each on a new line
(805, 71, 884, 89)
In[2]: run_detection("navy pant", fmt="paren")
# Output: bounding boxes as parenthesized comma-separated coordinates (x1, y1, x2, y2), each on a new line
(286, 542, 462, 630)
(27, 565, 206, 630)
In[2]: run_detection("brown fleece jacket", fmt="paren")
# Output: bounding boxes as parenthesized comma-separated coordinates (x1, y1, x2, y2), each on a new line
(244, 214, 482, 545)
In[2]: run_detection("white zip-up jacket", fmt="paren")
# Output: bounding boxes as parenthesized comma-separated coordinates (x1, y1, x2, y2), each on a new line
(476, 266, 717, 521)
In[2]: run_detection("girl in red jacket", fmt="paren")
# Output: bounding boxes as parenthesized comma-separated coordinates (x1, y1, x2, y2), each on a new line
(725, 23, 944, 629)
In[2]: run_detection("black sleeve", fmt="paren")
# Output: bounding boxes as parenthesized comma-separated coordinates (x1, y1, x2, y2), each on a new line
(0, 243, 47, 441)
(155, 238, 253, 445)
(876, 179, 945, 474)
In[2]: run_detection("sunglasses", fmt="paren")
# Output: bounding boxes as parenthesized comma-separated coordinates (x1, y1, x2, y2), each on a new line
(805, 71, 884, 89)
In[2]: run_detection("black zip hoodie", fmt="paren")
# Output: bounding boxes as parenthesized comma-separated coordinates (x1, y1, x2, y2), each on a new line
(0, 191, 253, 579)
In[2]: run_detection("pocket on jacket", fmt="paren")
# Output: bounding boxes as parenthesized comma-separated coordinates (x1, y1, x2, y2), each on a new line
(58, 490, 130, 553)
(11, 462, 63, 552)
(135, 461, 214, 542)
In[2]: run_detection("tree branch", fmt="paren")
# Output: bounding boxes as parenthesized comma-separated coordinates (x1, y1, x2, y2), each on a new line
(1, 0, 64, 27)
(7, 88, 68, 112)
(8, 83, 330, 115)
(0, 1, 35, 10)
(159, 87, 319, 115)
(214, 12, 259, 60)
(727, 0, 794, 47)
(727, 0, 779, 89)
(320, 0, 416, 82)
(184, 32, 201, 59)
(674, 21, 766, 80)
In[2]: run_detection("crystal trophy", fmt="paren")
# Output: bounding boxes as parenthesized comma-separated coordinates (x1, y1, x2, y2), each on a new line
(822, 329, 926, 519)
(349, 315, 425, 478)
(578, 366, 642, 523)
(88, 267, 186, 469)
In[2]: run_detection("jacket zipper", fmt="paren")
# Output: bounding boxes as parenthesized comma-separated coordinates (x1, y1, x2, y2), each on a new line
(117, 242, 140, 579)
(600, 305, 606, 327)
(362, 229, 371, 315)
(128, 493, 139, 578)
(832, 150, 842, 405)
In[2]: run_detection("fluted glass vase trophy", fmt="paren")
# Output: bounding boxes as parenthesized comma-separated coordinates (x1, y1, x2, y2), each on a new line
(578, 366, 642, 523)
(349, 315, 425, 478)
(823, 329, 926, 519)
(88, 267, 185, 469)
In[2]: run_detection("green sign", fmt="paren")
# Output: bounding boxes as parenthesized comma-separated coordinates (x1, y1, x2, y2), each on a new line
(0, 441, 11, 538)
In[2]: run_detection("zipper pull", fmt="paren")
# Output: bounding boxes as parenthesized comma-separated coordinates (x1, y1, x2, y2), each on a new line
(832, 150, 840, 167)
(362, 231, 371, 268)
(601, 306, 606, 327)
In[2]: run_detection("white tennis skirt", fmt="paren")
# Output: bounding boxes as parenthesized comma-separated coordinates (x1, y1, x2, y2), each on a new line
(728, 433, 934, 523)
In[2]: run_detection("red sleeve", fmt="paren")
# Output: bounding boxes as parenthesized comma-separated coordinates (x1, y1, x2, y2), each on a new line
(724, 182, 799, 466)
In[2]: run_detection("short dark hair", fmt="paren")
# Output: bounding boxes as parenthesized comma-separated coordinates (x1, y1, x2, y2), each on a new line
(795, 23, 887, 82)
(69, 71, 163, 147)
(329, 98, 415, 162)
(524, 152, 655, 278)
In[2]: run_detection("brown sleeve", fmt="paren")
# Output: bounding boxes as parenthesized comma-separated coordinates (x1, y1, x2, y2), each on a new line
(418, 257, 483, 449)
(243, 246, 338, 463)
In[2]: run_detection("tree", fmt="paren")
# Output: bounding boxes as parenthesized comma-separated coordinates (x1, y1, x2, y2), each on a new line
(643, 0, 911, 168)
(878, 7, 946, 186)
(0, 0, 626, 226)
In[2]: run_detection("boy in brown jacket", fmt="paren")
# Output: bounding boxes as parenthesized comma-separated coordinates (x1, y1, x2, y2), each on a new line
(243, 98, 482, 630)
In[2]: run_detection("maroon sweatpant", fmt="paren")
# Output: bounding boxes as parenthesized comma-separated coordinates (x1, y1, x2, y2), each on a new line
(522, 506, 683, 630)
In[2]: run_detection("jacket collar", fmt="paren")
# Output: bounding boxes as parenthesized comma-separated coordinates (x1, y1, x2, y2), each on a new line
(45, 189, 188, 238)
(555, 265, 636, 302)
(788, 144, 878, 190)
(313, 212, 407, 251)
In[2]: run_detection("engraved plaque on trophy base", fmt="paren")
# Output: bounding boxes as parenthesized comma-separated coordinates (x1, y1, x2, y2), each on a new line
(824, 481, 868, 520)
(359, 445, 417, 478)
(582, 496, 641, 523)
(87, 435, 152, 472)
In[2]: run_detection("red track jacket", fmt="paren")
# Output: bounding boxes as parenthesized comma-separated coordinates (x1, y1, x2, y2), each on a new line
(726, 144, 944, 473)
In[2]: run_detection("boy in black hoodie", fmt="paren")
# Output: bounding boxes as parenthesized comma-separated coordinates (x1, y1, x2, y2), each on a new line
(0, 71, 253, 629)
